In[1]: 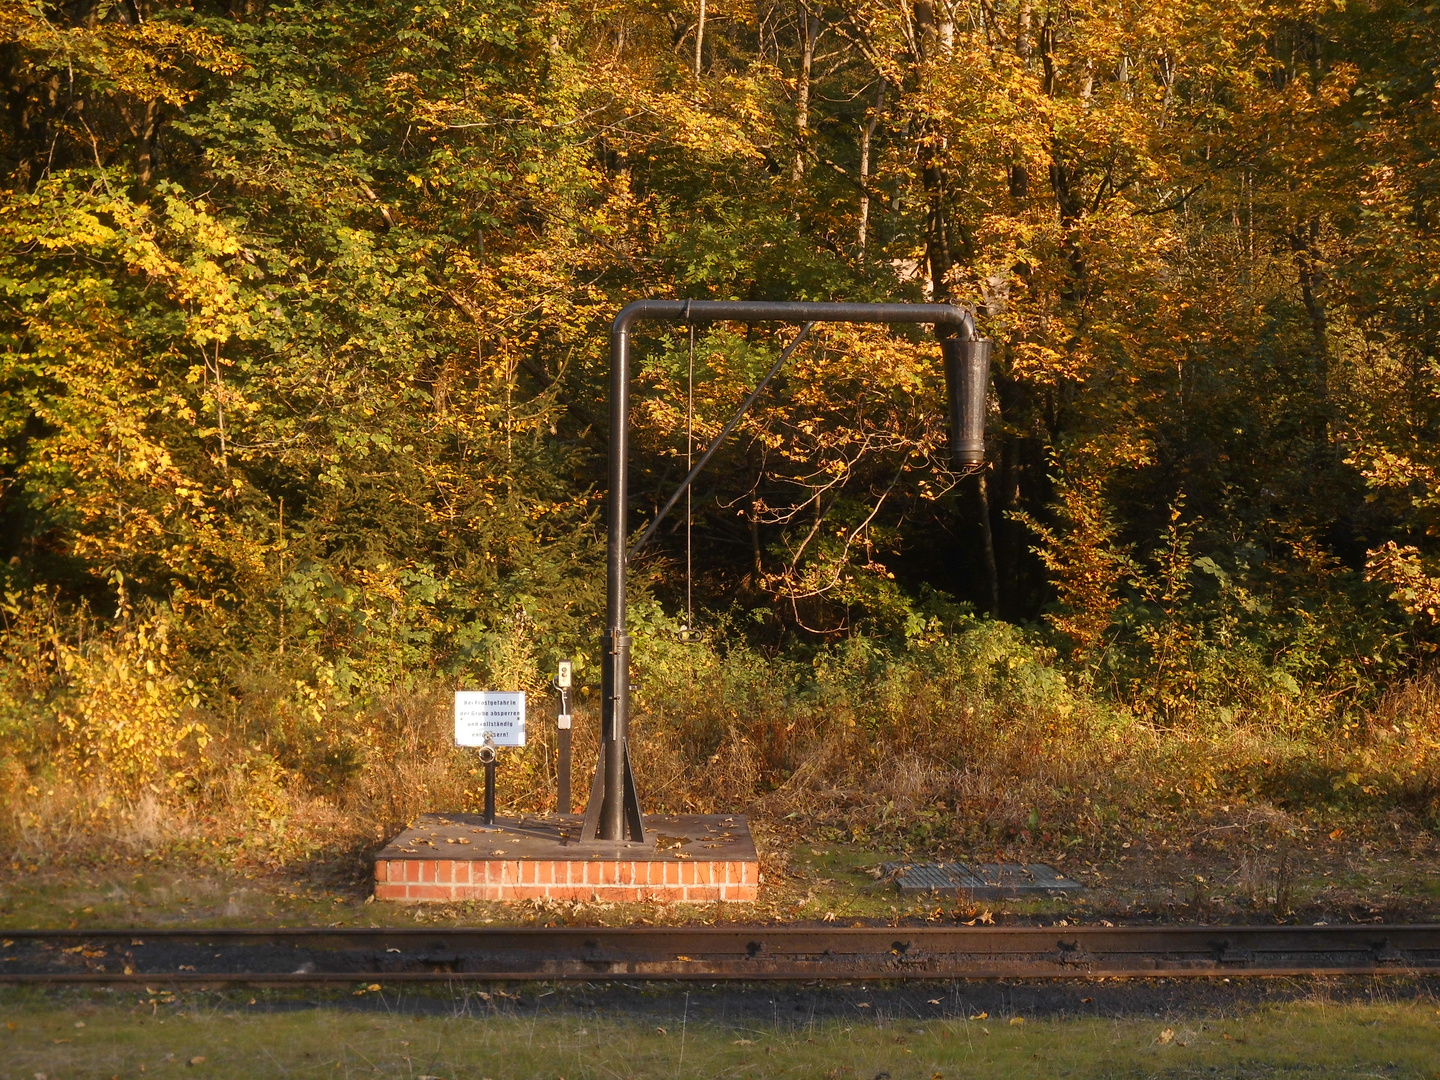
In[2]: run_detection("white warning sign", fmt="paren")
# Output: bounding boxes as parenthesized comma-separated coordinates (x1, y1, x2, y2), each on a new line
(454, 691, 527, 748)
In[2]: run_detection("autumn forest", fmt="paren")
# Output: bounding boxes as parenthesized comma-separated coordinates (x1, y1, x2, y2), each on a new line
(2, 0, 1439, 860)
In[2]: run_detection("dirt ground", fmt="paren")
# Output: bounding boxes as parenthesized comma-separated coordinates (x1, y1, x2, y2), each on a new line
(2, 805, 1437, 931)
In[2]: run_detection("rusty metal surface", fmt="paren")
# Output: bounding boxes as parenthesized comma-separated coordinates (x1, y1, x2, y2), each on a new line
(3, 924, 1439, 984)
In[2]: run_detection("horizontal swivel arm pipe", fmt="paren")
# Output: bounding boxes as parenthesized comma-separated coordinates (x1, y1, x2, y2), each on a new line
(612, 299, 978, 337)
(590, 299, 989, 843)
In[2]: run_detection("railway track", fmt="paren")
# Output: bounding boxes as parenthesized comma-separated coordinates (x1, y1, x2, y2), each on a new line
(3, 924, 1440, 984)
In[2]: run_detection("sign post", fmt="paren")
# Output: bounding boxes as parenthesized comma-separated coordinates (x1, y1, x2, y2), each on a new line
(554, 661, 573, 814)
(479, 739, 497, 824)
(455, 691, 526, 826)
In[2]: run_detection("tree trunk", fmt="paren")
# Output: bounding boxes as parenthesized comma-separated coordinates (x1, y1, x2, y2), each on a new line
(910, 0, 1000, 615)
(793, 8, 816, 183)
(971, 465, 1000, 617)
(1290, 218, 1330, 448)
(857, 80, 885, 265)
(694, 0, 705, 79)
(137, 98, 160, 184)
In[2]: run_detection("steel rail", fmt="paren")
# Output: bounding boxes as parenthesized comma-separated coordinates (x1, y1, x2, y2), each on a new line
(4, 924, 1440, 984)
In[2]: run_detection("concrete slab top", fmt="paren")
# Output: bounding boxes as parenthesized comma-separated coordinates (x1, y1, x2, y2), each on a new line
(377, 812, 758, 864)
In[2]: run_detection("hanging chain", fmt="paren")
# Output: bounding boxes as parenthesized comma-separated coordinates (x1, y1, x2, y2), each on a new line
(686, 324, 695, 633)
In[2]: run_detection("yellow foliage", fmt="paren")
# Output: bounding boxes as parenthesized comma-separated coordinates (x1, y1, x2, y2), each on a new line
(0, 3, 240, 107)
(54, 617, 207, 789)
(1365, 542, 1440, 622)
(1021, 435, 1149, 662)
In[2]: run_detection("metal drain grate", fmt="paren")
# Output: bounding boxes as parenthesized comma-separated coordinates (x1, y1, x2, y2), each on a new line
(881, 861, 1083, 898)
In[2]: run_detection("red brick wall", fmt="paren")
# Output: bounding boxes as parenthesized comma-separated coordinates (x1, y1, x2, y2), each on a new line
(373, 857, 757, 902)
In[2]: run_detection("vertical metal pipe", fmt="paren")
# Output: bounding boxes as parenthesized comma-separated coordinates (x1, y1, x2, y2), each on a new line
(601, 325, 632, 841)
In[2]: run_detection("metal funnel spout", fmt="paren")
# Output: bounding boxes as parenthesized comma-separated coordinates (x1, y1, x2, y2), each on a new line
(942, 336, 992, 468)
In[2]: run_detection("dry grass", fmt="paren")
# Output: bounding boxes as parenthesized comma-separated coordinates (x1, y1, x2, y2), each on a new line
(4, 618, 1440, 874)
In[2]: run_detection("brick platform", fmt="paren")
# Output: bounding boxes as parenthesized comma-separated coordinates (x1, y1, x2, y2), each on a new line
(374, 813, 758, 903)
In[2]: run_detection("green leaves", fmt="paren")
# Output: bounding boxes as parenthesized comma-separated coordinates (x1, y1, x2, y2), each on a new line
(0, 0, 1437, 730)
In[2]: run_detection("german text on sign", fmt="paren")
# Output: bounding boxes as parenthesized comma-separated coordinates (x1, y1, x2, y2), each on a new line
(454, 691, 527, 747)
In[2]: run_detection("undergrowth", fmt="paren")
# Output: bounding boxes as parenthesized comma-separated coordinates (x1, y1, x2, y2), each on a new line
(3, 592, 1440, 872)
